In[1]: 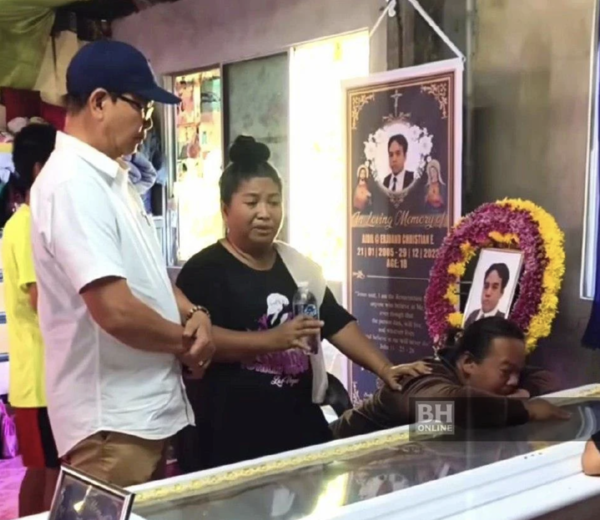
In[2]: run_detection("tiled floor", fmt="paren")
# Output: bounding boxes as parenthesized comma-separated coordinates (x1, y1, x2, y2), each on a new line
(0, 456, 24, 520)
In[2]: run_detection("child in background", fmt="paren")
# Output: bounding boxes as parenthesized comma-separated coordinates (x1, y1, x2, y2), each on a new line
(2, 123, 59, 516)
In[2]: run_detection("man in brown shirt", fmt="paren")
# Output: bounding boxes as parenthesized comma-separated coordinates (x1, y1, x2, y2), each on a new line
(332, 317, 569, 439)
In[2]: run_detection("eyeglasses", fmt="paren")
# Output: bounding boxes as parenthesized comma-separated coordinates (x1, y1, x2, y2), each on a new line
(116, 95, 154, 121)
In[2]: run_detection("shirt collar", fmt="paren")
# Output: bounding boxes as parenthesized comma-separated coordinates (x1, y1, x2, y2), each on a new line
(392, 169, 406, 178)
(479, 307, 498, 319)
(55, 132, 129, 181)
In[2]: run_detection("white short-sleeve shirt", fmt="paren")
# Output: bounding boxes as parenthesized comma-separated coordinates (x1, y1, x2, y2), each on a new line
(30, 132, 193, 457)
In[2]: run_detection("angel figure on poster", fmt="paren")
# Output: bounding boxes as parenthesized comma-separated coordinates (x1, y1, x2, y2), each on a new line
(353, 164, 373, 212)
(423, 159, 446, 212)
(363, 110, 434, 212)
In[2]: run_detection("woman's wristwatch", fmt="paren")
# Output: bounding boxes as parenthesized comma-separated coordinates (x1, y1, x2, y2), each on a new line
(184, 305, 211, 324)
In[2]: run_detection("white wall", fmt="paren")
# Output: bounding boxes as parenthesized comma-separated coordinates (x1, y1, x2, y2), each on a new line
(113, 0, 387, 73)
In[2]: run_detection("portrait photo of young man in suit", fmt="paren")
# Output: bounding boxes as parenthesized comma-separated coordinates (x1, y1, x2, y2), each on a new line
(464, 262, 510, 328)
(382, 134, 415, 193)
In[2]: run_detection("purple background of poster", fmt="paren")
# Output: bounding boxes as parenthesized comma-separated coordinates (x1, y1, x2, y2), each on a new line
(347, 72, 456, 403)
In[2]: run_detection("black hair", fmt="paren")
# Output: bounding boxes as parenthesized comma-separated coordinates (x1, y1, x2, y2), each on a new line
(9, 123, 57, 198)
(219, 135, 282, 205)
(388, 134, 408, 155)
(437, 316, 525, 366)
(64, 92, 88, 115)
(484, 262, 510, 291)
(64, 91, 120, 115)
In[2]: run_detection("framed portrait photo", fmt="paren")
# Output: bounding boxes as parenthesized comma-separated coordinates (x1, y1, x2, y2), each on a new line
(48, 465, 135, 520)
(462, 248, 524, 329)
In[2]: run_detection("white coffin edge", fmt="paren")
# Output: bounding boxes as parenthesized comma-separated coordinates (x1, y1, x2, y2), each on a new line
(127, 384, 600, 520)
(15, 384, 600, 520)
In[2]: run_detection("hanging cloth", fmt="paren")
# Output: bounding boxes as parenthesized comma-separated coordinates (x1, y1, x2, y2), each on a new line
(275, 242, 329, 404)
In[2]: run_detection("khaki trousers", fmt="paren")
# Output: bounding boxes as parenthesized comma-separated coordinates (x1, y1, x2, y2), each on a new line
(63, 431, 166, 488)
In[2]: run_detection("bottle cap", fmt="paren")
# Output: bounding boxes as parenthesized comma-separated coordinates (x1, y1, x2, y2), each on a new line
(297, 281, 309, 288)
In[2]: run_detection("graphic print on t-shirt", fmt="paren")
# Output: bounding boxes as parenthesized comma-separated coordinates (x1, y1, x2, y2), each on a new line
(260, 293, 290, 328)
(244, 292, 309, 384)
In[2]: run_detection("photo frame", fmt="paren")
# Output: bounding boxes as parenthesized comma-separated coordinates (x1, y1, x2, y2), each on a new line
(48, 465, 135, 520)
(462, 248, 524, 329)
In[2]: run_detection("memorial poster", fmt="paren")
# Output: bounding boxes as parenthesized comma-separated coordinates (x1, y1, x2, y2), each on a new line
(345, 59, 463, 402)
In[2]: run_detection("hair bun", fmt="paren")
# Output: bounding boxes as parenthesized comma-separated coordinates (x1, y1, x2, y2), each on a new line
(229, 135, 270, 166)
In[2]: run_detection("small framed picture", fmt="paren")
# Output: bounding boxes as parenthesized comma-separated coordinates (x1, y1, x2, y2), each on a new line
(48, 465, 135, 520)
(463, 248, 524, 329)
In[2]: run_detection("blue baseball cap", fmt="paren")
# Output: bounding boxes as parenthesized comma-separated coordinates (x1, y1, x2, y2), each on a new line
(66, 40, 180, 105)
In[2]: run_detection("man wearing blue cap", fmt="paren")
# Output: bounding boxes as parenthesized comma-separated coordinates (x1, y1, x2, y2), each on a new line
(29, 40, 214, 487)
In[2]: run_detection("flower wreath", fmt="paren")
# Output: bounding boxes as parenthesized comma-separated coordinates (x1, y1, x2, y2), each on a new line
(424, 199, 565, 352)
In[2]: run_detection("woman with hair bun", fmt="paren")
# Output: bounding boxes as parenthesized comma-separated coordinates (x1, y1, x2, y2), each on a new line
(331, 316, 569, 439)
(175, 135, 430, 471)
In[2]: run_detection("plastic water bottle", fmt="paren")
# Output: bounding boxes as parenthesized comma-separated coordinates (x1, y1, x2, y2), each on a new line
(292, 282, 320, 355)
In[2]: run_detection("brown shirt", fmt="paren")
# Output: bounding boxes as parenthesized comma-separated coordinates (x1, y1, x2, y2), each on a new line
(331, 357, 560, 439)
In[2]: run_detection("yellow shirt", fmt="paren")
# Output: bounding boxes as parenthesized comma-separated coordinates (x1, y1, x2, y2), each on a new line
(2, 204, 46, 407)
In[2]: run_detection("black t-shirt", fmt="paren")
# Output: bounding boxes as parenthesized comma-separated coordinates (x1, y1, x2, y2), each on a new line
(175, 241, 355, 470)
(183, 243, 353, 331)
(177, 242, 354, 374)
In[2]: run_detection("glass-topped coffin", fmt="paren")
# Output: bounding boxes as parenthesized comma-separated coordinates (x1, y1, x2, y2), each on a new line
(133, 395, 600, 520)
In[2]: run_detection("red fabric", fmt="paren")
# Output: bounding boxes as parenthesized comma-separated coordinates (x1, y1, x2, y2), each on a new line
(1, 88, 41, 122)
(13, 408, 45, 468)
(40, 102, 66, 131)
(12, 407, 61, 469)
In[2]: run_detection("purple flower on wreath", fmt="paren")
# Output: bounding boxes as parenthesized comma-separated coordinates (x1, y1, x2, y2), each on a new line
(425, 203, 547, 343)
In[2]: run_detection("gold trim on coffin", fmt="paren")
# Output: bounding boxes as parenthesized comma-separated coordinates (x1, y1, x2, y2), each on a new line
(135, 387, 600, 505)
(136, 430, 411, 505)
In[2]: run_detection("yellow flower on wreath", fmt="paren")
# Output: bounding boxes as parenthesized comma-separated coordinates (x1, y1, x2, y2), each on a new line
(498, 199, 565, 350)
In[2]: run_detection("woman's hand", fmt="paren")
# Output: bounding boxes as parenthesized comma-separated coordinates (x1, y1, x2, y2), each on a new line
(180, 310, 215, 370)
(379, 361, 433, 391)
(268, 315, 324, 352)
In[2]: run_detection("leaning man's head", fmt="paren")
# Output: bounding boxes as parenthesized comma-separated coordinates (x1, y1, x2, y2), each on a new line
(443, 317, 526, 396)
(65, 40, 181, 159)
(481, 262, 510, 313)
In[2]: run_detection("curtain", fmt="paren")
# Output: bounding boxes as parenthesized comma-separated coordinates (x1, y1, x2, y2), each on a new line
(0, 1, 76, 89)
(583, 38, 600, 349)
(1, 6, 108, 113)
(33, 23, 85, 106)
